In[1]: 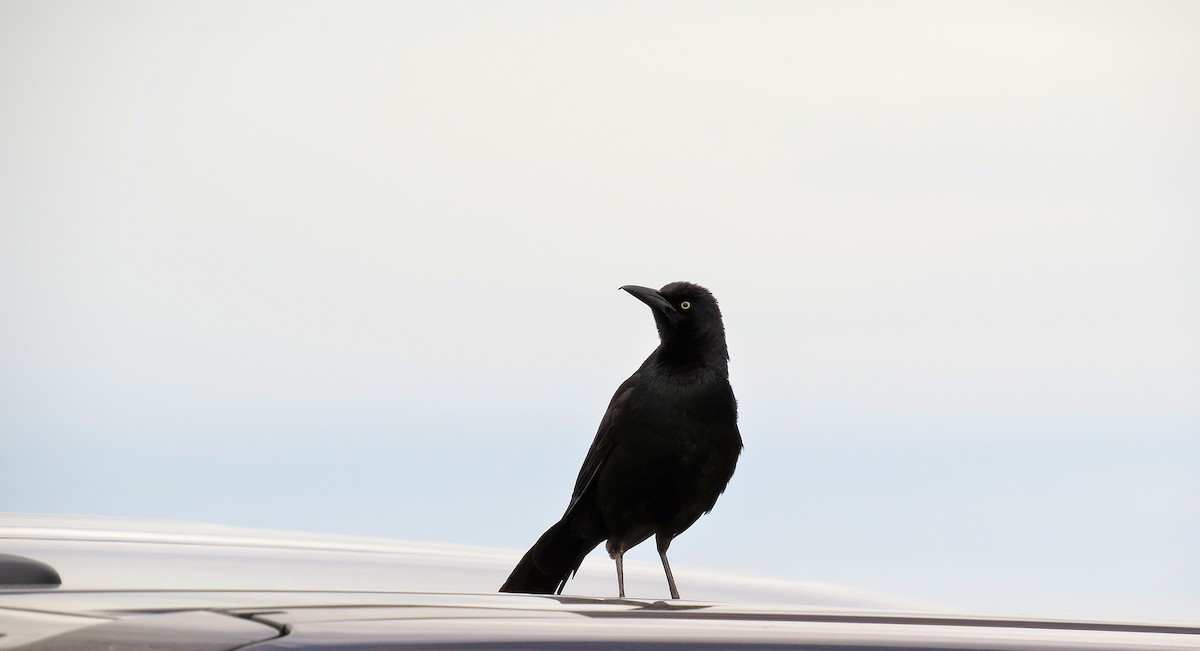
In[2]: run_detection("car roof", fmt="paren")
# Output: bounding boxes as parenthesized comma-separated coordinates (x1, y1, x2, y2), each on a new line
(0, 513, 912, 606)
(3, 514, 1199, 650)
(5, 588, 1200, 650)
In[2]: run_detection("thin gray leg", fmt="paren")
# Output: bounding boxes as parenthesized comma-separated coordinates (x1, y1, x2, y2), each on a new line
(656, 533, 680, 599)
(659, 549, 680, 599)
(615, 550, 625, 598)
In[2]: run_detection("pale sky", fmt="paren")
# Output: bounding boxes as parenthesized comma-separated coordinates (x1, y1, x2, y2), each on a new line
(2, 1, 1198, 621)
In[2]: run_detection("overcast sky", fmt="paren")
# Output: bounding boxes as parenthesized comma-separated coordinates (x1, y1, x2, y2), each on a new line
(2, 1, 1197, 621)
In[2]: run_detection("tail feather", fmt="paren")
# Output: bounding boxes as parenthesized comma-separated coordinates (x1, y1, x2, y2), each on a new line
(500, 519, 603, 594)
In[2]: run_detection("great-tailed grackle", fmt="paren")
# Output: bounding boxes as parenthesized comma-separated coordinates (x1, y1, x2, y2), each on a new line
(500, 281, 742, 599)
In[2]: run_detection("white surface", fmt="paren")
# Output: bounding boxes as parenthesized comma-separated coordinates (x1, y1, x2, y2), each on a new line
(0, 514, 913, 607)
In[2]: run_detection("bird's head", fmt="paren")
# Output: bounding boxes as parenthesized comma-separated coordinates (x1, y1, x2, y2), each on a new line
(620, 281, 728, 364)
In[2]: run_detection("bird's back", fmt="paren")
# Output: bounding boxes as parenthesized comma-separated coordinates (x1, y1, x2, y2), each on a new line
(565, 349, 740, 555)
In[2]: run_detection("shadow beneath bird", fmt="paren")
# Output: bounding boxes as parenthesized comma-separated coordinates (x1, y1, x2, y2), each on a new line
(545, 595, 713, 611)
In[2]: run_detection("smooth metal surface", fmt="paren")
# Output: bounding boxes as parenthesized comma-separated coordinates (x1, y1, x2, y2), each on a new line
(2, 515, 1198, 650)
(0, 514, 908, 606)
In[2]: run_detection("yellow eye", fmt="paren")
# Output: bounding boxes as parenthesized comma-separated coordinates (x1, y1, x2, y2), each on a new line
(680, 301, 692, 310)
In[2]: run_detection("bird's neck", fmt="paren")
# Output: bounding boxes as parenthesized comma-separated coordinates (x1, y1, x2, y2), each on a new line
(655, 335, 729, 377)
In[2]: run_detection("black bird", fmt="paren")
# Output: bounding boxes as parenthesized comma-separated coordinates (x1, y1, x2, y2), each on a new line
(500, 281, 742, 599)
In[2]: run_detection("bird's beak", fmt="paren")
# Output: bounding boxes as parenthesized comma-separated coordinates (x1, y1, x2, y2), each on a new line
(620, 285, 675, 313)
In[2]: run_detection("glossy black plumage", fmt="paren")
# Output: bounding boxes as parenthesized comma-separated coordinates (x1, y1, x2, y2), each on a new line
(500, 281, 742, 599)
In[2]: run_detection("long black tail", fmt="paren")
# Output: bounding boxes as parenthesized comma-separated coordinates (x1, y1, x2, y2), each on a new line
(499, 518, 603, 594)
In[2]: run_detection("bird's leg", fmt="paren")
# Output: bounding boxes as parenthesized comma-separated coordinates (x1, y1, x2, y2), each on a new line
(607, 541, 626, 598)
(616, 551, 625, 597)
(656, 533, 680, 599)
(659, 551, 679, 599)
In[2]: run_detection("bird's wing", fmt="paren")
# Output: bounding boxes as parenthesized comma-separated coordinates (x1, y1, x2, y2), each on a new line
(562, 371, 641, 515)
